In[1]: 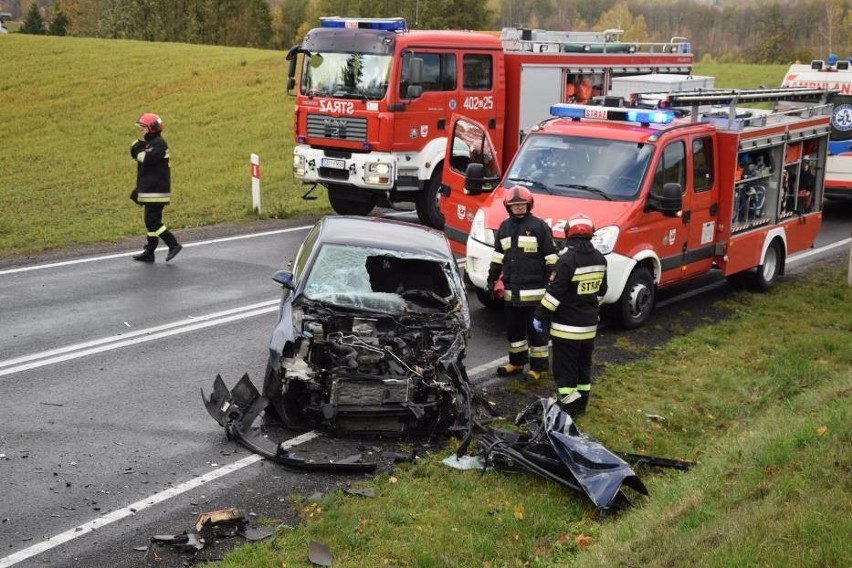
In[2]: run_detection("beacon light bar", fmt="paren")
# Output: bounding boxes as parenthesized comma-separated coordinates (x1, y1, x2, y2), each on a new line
(550, 103, 676, 125)
(319, 17, 407, 32)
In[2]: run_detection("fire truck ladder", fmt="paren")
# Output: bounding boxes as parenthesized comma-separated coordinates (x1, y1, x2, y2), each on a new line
(632, 87, 837, 130)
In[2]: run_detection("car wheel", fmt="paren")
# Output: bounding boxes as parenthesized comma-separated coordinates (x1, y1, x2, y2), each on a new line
(751, 238, 784, 292)
(328, 186, 377, 216)
(475, 287, 503, 309)
(416, 168, 445, 229)
(617, 266, 655, 329)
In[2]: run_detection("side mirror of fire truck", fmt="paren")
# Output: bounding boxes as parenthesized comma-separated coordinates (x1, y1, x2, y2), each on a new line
(647, 182, 683, 217)
(285, 45, 301, 94)
(463, 162, 500, 195)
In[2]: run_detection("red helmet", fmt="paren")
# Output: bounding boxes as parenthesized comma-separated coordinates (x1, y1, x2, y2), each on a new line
(566, 213, 595, 239)
(136, 113, 163, 135)
(503, 185, 534, 215)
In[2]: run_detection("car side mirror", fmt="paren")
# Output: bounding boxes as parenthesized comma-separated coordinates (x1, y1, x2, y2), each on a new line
(464, 163, 486, 195)
(647, 182, 682, 216)
(272, 269, 295, 290)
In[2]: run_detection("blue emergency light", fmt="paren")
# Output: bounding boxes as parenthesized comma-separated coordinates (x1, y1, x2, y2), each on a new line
(319, 17, 407, 32)
(550, 103, 676, 125)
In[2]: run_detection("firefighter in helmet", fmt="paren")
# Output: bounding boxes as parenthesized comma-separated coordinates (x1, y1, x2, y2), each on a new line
(129, 113, 182, 262)
(486, 186, 558, 381)
(534, 213, 607, 416)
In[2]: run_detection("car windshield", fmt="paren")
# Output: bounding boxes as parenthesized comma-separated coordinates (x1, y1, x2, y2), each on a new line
(505, 134, 654, 200)
(303, 244, 456, 313)
(302, 52, 392, 100)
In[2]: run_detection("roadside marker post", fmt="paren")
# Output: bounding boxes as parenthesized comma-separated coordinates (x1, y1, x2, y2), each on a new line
(250, 153, 261, 213)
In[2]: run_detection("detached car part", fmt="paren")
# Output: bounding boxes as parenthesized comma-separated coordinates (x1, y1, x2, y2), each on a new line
(478, 398, 650, 512)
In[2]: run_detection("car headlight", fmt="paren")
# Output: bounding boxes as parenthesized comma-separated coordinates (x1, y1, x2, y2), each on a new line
(293, 154, 306, 176)
(470, 209, 495, 246)
(591, 225, 619, 255)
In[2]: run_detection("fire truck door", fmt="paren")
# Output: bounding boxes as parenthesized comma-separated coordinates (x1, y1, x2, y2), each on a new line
(680, 135, 718, 279)
(394, 51, 456, 155)
(645, 139, 690, 287)
(440, 115, 501, 254)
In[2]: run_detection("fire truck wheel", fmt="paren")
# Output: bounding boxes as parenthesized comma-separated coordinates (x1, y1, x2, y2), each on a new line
(752, 239, 784, 292)
(328, 186, 377, 216)
(475, 287, 503, 309)
(416, 169, 445, 229)
(618, 267, 655, 330)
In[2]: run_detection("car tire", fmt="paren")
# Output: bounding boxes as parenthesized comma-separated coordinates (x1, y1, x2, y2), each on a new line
(328, 185, 377, 216)
(416, 168, 445, 229)
(751, 238, 784, 292)
(617, 266, 655, 329)
(475, 287, 503, 309)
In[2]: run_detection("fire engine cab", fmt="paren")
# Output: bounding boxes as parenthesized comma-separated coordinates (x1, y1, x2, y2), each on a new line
(782, 55, 852, 199)
(441, 87, 832, 328)
(286, 17, 693, 228)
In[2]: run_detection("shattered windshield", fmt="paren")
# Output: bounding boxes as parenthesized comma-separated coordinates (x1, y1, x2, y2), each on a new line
(506, 134, 654, 200)
(302, 52, 392, 100)
(303, 244, 457, 313)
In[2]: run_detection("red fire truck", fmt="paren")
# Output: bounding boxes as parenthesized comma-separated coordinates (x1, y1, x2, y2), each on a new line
(440, 88, 832, 328)
(286, 17, 693, 228)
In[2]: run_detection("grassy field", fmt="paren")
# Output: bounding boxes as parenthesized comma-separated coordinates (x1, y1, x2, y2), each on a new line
(209, 262, 851, 568)
(1, 34, 789, 259)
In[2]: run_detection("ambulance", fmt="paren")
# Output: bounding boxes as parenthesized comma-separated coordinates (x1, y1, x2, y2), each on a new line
(782, 55, 852, 199)
(440, 88, 832, 328)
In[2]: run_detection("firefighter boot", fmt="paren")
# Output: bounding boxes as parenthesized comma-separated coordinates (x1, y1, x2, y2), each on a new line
(575, 391, 590, 416)
(557, 391, 582, 415)
(162, 231, 183, 262)
(497, 363, 524, 377)
(133, 242, 156, 262)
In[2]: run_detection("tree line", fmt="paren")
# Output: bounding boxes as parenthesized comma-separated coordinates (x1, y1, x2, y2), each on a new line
(9, 0, 852, 64)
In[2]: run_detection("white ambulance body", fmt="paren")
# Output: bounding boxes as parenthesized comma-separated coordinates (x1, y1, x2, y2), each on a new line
(782, 58, 852, 199)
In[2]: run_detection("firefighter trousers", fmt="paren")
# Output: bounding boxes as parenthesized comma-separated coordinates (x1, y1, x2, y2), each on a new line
(552, 337, 594, 396)
(505, 305, 550, 372)
(142, 204, 179, 251)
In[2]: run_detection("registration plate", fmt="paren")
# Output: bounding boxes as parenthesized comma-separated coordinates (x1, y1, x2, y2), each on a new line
(321, 157, 346, 169)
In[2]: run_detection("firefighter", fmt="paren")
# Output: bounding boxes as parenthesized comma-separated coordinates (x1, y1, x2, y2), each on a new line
(486, 186, 558, 381)
(130, 113, 182, 262)
(534, 213, 607, 416)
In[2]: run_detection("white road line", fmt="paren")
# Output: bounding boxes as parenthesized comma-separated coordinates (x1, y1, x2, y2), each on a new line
(0, 301, 279, 377)
(0, 225, 314, 276)
(0, 431, 320, 568)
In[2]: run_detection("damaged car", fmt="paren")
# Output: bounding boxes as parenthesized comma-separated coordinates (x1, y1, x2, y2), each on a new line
(205, 215, 480, 457)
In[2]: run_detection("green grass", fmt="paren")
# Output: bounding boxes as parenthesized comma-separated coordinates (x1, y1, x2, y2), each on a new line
(206, 264, 851, 567)
(1, 34, 790, 259)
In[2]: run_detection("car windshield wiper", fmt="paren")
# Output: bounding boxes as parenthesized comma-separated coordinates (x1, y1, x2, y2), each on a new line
(553, 183, 613, 201)
(506, 177, 553, 194)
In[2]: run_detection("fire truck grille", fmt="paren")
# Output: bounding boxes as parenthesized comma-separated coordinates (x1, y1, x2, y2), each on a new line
(307, 115, 368, 142)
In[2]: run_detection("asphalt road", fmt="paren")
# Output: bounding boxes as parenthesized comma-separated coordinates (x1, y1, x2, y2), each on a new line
(0, 200, 849, 568)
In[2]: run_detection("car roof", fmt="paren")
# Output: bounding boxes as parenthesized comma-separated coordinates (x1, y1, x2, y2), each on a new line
(316, 216, 453, 260)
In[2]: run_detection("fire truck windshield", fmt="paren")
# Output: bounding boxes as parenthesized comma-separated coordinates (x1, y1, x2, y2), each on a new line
(505, 134, 654, 201)
(302, 52, 392, 100)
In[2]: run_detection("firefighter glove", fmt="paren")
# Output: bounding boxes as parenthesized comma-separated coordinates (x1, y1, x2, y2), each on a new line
(130, 140, 145, 159)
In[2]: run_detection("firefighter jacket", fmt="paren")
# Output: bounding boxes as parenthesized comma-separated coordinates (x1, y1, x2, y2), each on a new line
(488, 213, 558, 306)
(535, 237, 608, 340)
(132, 133, 171, 204)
